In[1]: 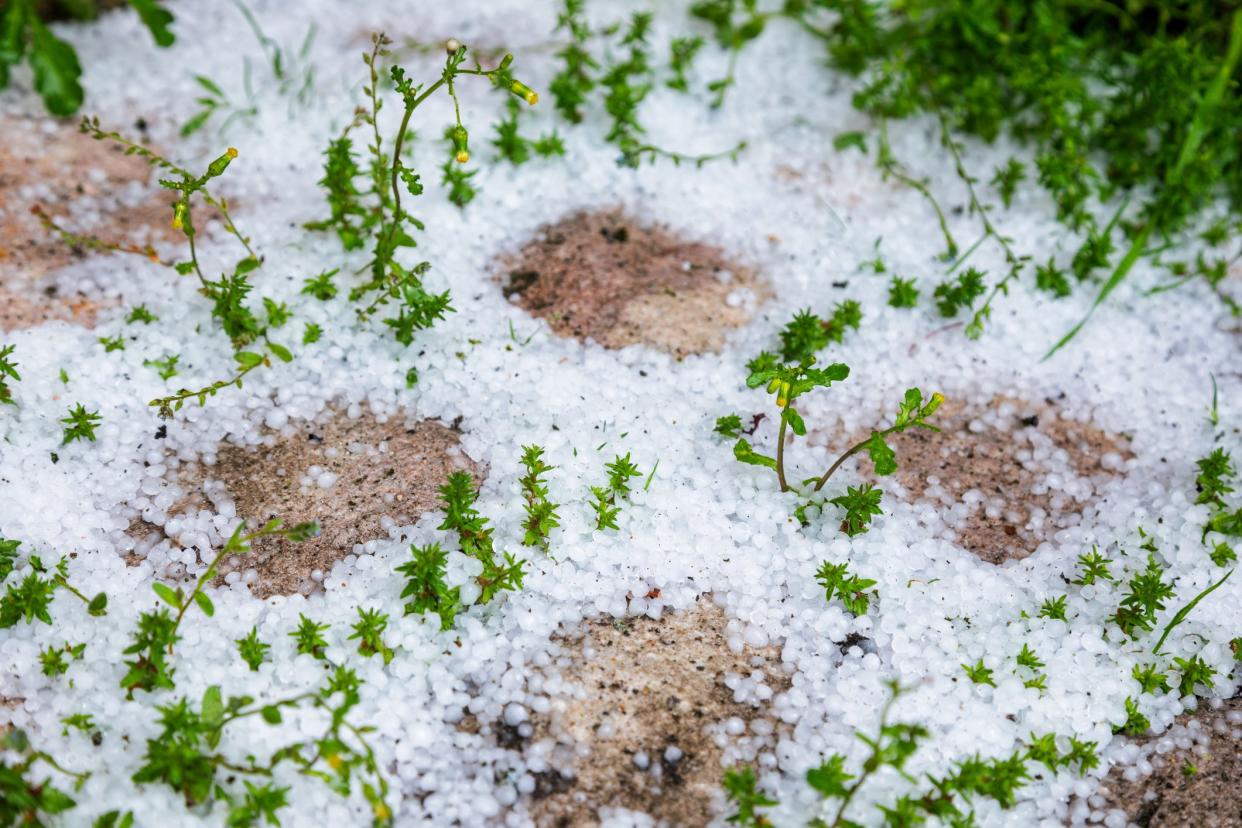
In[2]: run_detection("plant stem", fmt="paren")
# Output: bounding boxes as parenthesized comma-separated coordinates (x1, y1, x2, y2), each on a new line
(813, 426, 897, 492)
(775, 407, 790, 491)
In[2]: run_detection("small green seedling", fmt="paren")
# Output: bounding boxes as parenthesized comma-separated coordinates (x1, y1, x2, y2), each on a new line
(349, 607, 394, 664)
(0, 345, 18, 406)
(590, 454, 642, 530)
(60, 404, 101, 444)
(397, 542, 461, 631)
(236, 627, 270, 671)
(519, 445, 561, 551)
(962, 658, 997, 687)
(815, 561, 877, 616)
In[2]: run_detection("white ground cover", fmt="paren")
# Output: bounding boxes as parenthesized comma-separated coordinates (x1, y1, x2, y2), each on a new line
(0, 1, 1238, 825)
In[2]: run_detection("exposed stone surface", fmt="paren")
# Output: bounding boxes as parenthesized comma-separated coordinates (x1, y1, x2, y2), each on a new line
(500, 209, 768, 359)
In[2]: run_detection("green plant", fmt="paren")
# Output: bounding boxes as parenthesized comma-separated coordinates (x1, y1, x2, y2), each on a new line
(590, 453, 642, 530)
(305, 35, 537, 359)
(122, 519, 317, 696)
(722, 765, 777, 827)
(798, 679, 1053, 827)
(131, 672, 391, 825)
(38, 123, 294, 419)
(0, 728, 88, 826)
(1038, 594, 1068, 621)
(828, 484, 884, 537)
(236, 627, 269, 671)
(98, 335, 125, 353)
(438, 471, 525, 604)
(127, 305, 158, 325)
(815, 561, 876, 616)
(60, 714, 96, 738)
(349, 608, 394, 664)
(0, 546, 107, 629)
(60, 403, 101, 444)
(1115, 696, 1150, 736)
(1132, 663, 1171, 695)
(181, 1, 316, 137)
(0, 0, 173, 115)
(962, 658, 996, 688)
(1110, 554, 1175, 639)
(550, 0, 745, 167)
(1172, 655, 1217, 697)
(396, 542, 460, 631)
(933, 267, 987, 318)
(733, 349, 940, 500)
(777, 304, 862, 363)
(291, 614, 330, 659)
(519, 445, 560, 551)
(0, 345, 18, 406)
(39, 641, 85, 678)
(492, 98, 565, 165)
(1073, 547, 1114, 585)
(144, 354, 180, 381)
(714, 414, 744, 439)
(887, 276, 918, 309)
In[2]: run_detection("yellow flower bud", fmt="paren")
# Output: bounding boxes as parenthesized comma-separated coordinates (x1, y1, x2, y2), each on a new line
(508, 79, 539, 106)
(226, 147, 238, 159)
(449, 125, 469, 164)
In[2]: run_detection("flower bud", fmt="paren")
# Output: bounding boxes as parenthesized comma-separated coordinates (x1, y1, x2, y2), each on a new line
(508, 78, 539, 106)
(445, 38, 462, 54)
(206, 147, 238, 179)
(450, 125, 470, 163)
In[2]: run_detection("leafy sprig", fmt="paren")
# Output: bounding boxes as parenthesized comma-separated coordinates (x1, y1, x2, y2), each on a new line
(519, 445, 560, 551)
(815, 561, 877, 616)
(590, 453, 642, 531)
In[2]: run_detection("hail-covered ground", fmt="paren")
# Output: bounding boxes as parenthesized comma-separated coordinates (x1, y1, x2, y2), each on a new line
(0, 1, 1238, 826)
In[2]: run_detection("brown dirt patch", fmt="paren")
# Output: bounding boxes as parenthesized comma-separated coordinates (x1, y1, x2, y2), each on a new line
(525, 598, 789, 827)
(499, 209, 769, 359)
(0, 115, 173, 331)
(846, 395, 1131, 564)
(1081, 697, 1242, 828)
(196, 411, 479, 598)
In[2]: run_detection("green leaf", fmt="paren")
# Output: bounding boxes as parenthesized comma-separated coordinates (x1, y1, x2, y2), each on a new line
(785, 406, 807, 436)
(201, 685, 223, 725)
(733, 439, 776, 470)
(194, 74, 224, 96)
(87, 591, 108, 616)
(806, 754, 853, 797)
(193, 590, 214, 617)
(28, 18, 83, 116)
(151, 581, 181, 609)
(234, 351, 264, 368)
(1152, 569, 1233, 655)
(126, 0, 175, 47)
(833, 131, 867, 152)
(261, 705, 282, 724)
(235, 256, 261, 275)
(0, 2, 28, 89)
(865, 432, 897, 476)
(267, 342, 293, 363)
